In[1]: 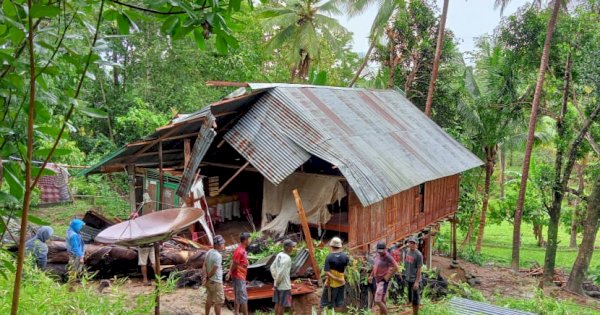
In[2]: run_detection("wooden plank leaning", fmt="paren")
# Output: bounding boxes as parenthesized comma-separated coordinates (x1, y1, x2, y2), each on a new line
(292, 189, 322, 287)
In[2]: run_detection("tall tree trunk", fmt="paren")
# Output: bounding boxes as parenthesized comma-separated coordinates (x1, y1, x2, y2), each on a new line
(511, 0, 562, 272)
(476, 146, 496, 253)
(11, 1, 36, 312)
(570, 162, 585, 248)
(499, 146, 506, 199)
(543, 53, 572, 285)
(424, 0, 449, 117)
(349, 41, 375, 87)
(387, 42, 396, 88)
(566, 176, 600, 294)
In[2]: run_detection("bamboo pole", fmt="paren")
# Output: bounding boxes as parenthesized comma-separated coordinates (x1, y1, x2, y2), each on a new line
(292, 189, 322, 287)
(155, 141, 164, 315)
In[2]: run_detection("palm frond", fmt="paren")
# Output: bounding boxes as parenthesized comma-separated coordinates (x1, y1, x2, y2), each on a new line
(369, 0, 400, 39)
(318, 0, 344, 16)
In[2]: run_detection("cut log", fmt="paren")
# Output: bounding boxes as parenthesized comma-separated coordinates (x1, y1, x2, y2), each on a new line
(46, 241, 207, 278)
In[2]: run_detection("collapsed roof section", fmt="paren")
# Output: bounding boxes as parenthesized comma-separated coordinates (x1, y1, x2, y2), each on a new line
(81, 84, 483, 207)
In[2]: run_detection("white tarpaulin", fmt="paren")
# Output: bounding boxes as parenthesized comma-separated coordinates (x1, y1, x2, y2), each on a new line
(261, 173, 346, 236)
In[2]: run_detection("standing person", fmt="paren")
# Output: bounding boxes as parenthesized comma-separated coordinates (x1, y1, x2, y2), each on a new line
(25, 226, 53, 269)
(66, 219, 85, 285)
(204, 235, 226, 315)
(270, 239, 295, 315)
(227, 232, 251, 315)
(130, 192, 156, 286)
(319, 237, 349, 314)
(368, 241, 399, 315)
(404, 236, 423, 315)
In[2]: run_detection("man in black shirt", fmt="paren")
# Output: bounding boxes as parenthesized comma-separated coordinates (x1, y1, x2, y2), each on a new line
(319, 237, 349, 314)
(404, 236, 423, 315)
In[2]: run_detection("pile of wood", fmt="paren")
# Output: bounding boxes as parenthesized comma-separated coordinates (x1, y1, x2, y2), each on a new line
(520, 267, 567, 287)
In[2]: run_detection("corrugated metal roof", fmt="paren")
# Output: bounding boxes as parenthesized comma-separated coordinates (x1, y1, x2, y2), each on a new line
(225, 86, 483, 206)
(449, 297, 537, 315)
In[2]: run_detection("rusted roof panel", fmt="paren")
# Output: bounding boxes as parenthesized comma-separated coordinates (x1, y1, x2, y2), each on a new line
(226, 86, 482, 206)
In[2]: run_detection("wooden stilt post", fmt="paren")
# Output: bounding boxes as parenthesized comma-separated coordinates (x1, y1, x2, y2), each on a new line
(292, 189, 322, 287)
(127, 165, 136, 214)
(427, 234, 433, 269)
(155, 142, 164, 315)
(451, 216, 458, 268)
(217, 161, 249, 195)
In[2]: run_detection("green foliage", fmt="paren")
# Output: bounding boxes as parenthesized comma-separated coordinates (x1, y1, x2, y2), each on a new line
(113, 98, 171, 144)
(495, 289, 597, 315)
(0, 251, 153, 314)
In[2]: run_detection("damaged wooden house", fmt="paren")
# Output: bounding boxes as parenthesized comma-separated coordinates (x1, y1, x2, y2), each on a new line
(82, 83, 482, 263)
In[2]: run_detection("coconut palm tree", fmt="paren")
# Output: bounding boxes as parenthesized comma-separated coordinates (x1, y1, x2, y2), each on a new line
(341, 0, 403, 87)
(460, 39, 522, 254)
(261, 0, 349, 82)
(498, 0, 564, 273)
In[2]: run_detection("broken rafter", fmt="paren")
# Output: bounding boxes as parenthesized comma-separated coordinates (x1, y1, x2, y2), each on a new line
(206, 81, 249, 87)
(127, 125, 188, 163)
(217, 161, 250, 194)
(200, 161, 259, 172)
(112, 149, 182, 163)
(127, 132, 199, 147)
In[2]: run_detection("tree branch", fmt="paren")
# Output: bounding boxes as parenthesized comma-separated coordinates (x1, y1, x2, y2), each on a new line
(35, 13, 76, 80)
(107, 0, 209, 15)
(570, 73, 600, 157)
(30, 0, 106, 190)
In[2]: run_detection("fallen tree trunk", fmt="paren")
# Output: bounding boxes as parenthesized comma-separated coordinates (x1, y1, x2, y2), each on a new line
(47, 241, 206, 278)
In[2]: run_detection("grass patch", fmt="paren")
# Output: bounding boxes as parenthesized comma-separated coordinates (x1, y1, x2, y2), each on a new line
(0, 253, 152, 314)
(439, 221, 600, 270)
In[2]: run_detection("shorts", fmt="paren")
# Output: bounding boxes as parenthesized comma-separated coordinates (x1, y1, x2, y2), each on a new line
(407, 281, 421, 305)
(233, 278, 248, 305)
(138, 246, 156, 266)
(320, 285, 345, 309)
(273, 289, 292, 308)
(374, 280, 389, 303)
(205, 281, 225, 304)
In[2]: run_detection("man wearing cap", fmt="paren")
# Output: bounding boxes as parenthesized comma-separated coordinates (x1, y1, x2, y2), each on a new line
(227, 232, 251, 315)
(204, 235, 226, 315)
(404, 236, 423, 315)
(319, 237, 349, 314)
(270, 239, 295, 315)
(368, 241, 399, 315)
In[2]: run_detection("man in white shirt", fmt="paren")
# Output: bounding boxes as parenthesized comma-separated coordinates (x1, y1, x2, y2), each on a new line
(270, 239, 295, 315)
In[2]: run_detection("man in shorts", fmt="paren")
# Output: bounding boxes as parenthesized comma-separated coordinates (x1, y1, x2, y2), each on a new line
(137, 244, 156, 285)
(404, 236, 423, 315)
(368, 241, 399, 315)
(227, 232, 251, 315)
(319, 237, 349, 314)
(204, 235, 226, 315)
(270, 239, 295, 315)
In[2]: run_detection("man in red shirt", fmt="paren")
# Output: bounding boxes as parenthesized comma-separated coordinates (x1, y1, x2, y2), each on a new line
(227, 232, 251, 315)
(368, 241, 399, 315)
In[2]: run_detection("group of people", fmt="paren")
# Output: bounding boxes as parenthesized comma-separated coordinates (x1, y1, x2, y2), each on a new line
(25, 219, 424, 315)
(201, 233, 423, 315)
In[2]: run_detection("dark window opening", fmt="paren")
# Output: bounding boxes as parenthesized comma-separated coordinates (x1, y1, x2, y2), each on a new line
(419, 183, 425, 213)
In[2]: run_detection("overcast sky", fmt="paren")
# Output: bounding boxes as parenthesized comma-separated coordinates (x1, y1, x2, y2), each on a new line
(339, 0, 530, 55)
